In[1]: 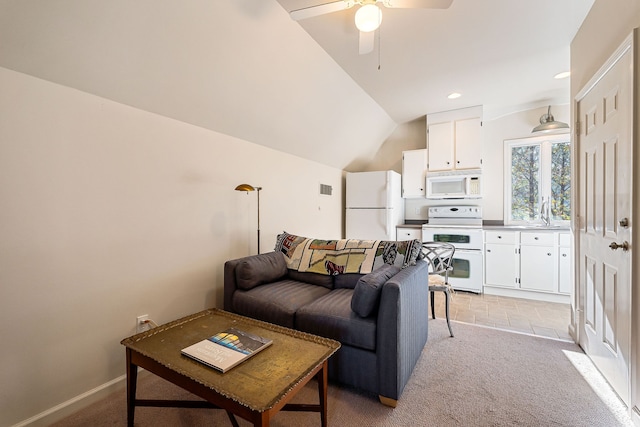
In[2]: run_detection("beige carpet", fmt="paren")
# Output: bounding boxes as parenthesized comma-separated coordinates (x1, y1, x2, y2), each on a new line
(53, 321, 632, 426)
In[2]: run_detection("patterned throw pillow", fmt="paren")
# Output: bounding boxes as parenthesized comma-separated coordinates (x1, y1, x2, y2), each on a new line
(376, 239, 424, 268)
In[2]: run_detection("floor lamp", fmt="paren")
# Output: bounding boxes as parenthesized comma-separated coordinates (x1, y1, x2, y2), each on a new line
(235, 184, 262, 254)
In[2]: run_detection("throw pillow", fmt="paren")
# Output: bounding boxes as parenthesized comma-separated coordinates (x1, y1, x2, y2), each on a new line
(351, 264, 401, 318)
(235, 251, 288, 290)
(375, 239, 424, 269)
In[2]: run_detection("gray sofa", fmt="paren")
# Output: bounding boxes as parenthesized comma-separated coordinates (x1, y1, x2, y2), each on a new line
(223, 243, 430, 407)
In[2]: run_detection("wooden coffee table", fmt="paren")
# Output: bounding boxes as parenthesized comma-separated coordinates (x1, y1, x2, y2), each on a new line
(121, 308, 340, 427)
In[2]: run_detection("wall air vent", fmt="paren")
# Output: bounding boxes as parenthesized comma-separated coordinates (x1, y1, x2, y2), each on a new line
(320, 184, 332, 196)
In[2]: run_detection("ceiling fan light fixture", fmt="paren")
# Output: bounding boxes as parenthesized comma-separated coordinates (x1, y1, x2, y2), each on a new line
(355, 4, 382, 32)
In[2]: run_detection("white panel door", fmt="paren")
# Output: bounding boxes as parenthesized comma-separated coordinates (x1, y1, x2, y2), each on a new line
(577, 38, 632, 406)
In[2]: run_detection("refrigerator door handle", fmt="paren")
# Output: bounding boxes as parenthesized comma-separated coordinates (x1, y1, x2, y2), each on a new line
(386, 208, 392, 239)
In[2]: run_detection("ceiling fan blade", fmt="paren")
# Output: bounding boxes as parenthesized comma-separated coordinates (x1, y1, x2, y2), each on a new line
(290, 1, 352, 21)
(359, 30, 375, 55)
(382, 0, 453, 9)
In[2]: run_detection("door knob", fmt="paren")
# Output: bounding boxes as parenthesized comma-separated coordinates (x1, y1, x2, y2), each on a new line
(609, 241, 629, 251)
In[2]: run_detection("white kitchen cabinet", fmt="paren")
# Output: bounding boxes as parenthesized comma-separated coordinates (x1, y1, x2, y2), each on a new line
(484, 231, 518, 288)
(519, 232, 555, 292)
(401, 149, 428, 198)
(520, 247, 556, 292)
(396, 226, 421, 241)
(426, 122, 454, 171)
(484, 229, 571, 302)
(558, 233, 571, 294)
(454, 117, 483, 169)
(426, 107, 482, 172)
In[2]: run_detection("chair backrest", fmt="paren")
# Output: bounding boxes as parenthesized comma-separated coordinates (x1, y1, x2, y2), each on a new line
(421, 242, 456, 278)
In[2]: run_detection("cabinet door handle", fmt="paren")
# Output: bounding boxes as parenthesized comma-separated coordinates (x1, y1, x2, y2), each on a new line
(497, 235, 502, 239)
(534, 237, 539, 240)
(487, 249, 492, 253)
(547, 253, 552, 256)
(562, 253, 567, 257)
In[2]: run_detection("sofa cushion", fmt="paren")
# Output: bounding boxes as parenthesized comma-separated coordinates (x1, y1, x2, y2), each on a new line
(287, 270, 334, 289)
(333, 273, 364, 289)
(235, 251, 288, 291)
(351, 264, 401, 318)
(296, 289, 377, 351)
(232, 279, 331, 328)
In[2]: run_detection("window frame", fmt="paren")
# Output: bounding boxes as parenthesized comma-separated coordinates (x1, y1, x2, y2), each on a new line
(503, 133, 571, 227)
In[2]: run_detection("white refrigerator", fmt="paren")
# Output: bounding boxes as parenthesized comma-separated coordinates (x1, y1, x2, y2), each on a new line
(345, 171, 404, 240)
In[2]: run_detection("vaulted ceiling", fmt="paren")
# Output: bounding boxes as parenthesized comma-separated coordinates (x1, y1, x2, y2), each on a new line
(0, 0, 593, 170)
(276, 0, 594, 122)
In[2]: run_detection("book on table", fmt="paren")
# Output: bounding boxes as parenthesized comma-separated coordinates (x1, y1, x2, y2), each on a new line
(181, 327, 273, 373)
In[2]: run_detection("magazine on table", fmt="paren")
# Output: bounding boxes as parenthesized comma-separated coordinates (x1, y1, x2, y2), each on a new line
(181, 327, 273, 373)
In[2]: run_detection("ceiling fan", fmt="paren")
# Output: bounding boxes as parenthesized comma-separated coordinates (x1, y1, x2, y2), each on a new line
(289, 0, 453, 55)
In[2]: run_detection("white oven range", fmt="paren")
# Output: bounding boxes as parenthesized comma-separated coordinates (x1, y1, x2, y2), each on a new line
(422, 206, 483, 294)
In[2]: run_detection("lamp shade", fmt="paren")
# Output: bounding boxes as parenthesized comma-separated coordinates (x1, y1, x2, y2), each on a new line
(355, 4, 382, 32)
(235, 184, 256, 192)
(532, 106, 569, 133)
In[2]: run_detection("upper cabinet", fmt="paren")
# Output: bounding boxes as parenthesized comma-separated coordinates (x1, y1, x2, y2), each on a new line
(401, 149, 428, 198)
(427, 106, 483, 172)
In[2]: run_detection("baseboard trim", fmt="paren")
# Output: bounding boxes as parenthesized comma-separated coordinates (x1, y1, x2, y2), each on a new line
(631, 405, 640, 426)
(483, 286, 571, 304)
(12, 372, 141, 427)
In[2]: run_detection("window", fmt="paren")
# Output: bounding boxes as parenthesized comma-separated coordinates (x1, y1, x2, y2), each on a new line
(504, 134, 570, 226)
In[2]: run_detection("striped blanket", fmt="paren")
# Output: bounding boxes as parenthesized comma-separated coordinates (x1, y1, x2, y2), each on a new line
(274, 231, 423, 275)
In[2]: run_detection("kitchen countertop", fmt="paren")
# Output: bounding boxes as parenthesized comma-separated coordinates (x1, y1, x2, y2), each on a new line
(397, 223, 423, 229)
(483, 225, 570, 232)
(398, 223, 570, 232)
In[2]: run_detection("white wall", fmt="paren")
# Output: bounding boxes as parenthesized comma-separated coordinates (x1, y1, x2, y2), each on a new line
(402, 105, 570, 222)
(0, 67, 343, 426)
(0, 0, 397, 172)
(363, 117, 427, 174)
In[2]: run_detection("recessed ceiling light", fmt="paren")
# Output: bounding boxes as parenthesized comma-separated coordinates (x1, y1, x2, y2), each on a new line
(554, 71, 570, 79)
(448, 92, 461, 99)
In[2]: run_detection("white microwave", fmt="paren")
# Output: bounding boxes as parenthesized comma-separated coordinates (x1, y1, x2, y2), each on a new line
(426, 172, 482, 199)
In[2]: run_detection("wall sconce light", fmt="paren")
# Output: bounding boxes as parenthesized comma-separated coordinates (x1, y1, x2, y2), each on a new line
(532, 105, 570, 133)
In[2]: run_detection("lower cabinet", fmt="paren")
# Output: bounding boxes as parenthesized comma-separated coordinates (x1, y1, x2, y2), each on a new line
(397, 226, 421, 241)
(485, 231, 518, 288)
(484, 229, 571, 301)
(519, 245, 556, 292)
(519, 232, 556, 293)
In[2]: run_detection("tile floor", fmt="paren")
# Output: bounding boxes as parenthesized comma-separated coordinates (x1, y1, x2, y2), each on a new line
(430, 290, 573, 341)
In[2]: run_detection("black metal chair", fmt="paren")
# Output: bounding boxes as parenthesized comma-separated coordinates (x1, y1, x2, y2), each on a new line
(421, 242, 456, 337)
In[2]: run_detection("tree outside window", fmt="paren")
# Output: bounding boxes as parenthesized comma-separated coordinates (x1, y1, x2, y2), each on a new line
(504, 134, 570, 225)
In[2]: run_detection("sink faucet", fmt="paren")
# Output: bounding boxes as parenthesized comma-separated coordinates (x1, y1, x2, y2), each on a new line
(540, 197, 551, 226)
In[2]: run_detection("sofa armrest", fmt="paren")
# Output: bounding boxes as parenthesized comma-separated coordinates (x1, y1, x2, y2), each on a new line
(376, 260, 430, 401)
(223, 251, 288, 311)
(223, 258, 242, 311)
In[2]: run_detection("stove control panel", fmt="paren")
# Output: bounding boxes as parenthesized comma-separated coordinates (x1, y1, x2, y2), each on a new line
(428, 205, 482, 219)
